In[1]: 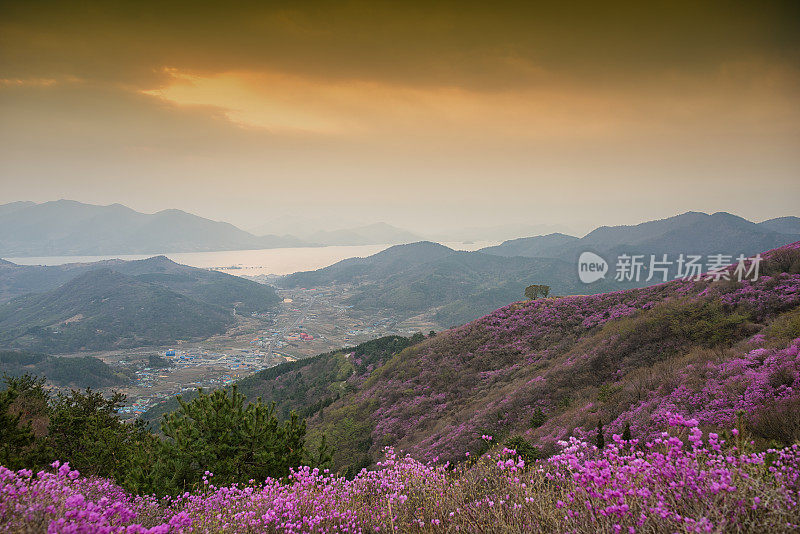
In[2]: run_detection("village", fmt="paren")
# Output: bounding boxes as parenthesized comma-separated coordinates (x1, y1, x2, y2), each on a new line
(109, 283, 436, 418)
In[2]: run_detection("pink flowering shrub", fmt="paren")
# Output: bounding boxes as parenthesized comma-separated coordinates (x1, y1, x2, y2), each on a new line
(309, 242, 800, 467)
(0, 461, 178, 533)
(2, 422, 799, 532)
(542, 425, 800, 533)
(609, 337, 800, 441)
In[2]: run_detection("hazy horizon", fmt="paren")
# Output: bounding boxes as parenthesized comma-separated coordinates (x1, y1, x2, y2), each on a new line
(1, 198, 797, 241)
(2, 2, 799, 235)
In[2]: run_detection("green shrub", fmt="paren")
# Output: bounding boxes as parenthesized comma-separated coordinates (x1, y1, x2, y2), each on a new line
(765, 308, 800, 342)
(48, 387, 155, 483)
(530, 407, 546, 428)
(505, 435, 541, 464)
(761, 247, 800, 276)
(0, 374, 318, 497)
(663, 299, 749, 347)
(152, 386, 307, 495)
(0, 376, 38, 470)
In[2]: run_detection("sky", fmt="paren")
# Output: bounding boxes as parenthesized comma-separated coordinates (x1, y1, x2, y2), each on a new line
(1, 1, 798, 236)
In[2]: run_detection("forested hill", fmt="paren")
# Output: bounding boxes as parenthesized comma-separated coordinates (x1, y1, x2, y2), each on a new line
(0, 269, 235, 353)
(282, 241, 455, 287)
(0, 255, 280, 314)
(0, 350, 131, 388)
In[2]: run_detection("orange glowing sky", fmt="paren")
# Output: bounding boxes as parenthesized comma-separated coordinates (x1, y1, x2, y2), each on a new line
(1, 1, 798, 234)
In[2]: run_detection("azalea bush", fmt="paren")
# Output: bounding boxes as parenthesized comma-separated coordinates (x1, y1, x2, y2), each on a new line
(2, 421, 799, 533)
(314, 243, 800, 468)
(609, 337, 800, 443)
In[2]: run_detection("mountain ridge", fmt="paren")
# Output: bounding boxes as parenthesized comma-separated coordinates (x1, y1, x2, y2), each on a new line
(759, 216, 800, 235)
(0, 255, 281, 313)
(280, 213, 799, 327)
(0, 200, 311, 255)
(300, 222, 422, 246)
(479, 211, 799, 261)
(0, 268, 236, 353)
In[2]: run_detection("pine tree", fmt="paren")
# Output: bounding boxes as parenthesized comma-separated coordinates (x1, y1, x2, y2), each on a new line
(154, 386, 308, 494)
(311, 434, 333, 469)
(596, 419, 605, 450)
(0, 374, 52, 471)
(47, 388, 147, 480)
(622, 422, 632, 442)
(0, 382, 36, 470)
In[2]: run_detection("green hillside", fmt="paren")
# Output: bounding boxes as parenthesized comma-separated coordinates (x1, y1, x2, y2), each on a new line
(0, 255, 281, 314)
(0, 269, 234, 353)
(0, 350, 130, 388)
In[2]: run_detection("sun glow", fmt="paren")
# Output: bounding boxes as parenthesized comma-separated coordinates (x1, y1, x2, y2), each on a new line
(142, 61, 799, 148)
(141, 68, 636, 140)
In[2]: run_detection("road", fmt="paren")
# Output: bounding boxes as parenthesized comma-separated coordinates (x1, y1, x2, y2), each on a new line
(263, 294, 317, 362)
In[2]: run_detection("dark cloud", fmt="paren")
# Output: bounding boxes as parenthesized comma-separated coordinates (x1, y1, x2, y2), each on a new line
(2, 1, 798, 90)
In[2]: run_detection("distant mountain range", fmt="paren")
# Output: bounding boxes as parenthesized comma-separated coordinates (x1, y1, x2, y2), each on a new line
(300, 222, 422, 246)
(0, 256, 280, 353)
(479, 212, 800, 261)
(0, 200, 309, 256)
(281, 212, 800, 327)
(6, 201, 790, 261)
(428, 222, 573, 243)
(0, 200, 427, 255)
(759, 216, 800, 235)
